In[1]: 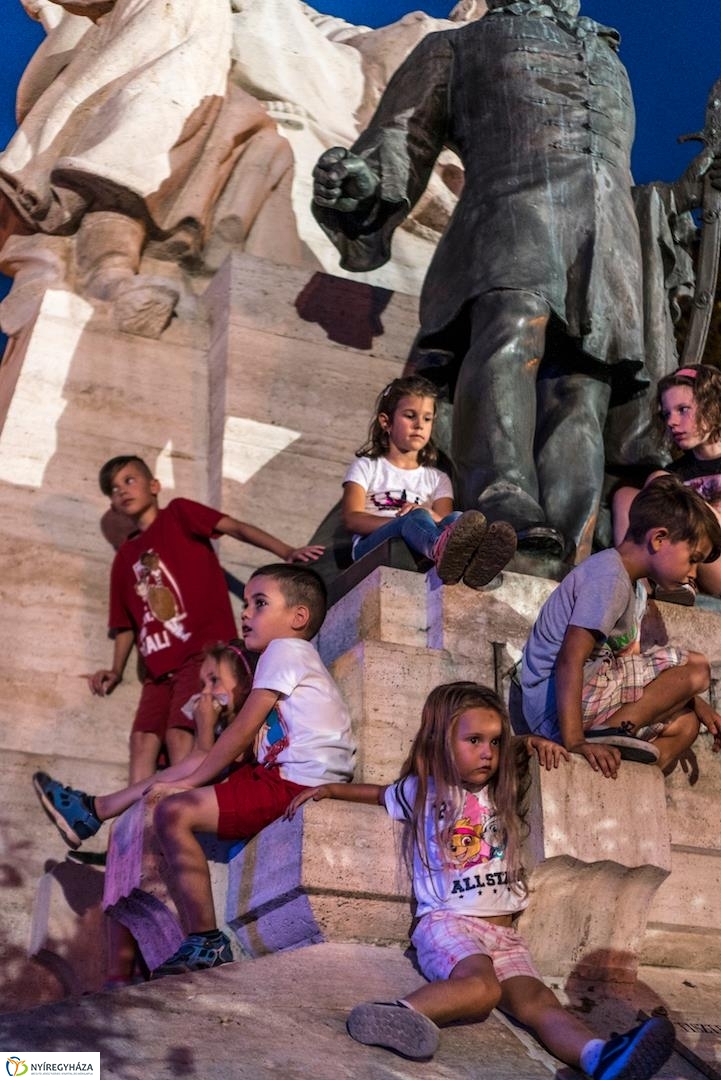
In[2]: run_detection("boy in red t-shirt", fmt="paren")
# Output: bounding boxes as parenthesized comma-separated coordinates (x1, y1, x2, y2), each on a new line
(90, 454, 323, 782)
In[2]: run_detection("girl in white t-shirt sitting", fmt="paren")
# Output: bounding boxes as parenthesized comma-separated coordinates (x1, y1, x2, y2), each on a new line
(343, 376, 516, 589)
(285, 682, 675, 1078)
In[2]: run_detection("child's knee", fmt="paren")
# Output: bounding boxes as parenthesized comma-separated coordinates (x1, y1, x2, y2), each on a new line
(153, 793, 188, 838)
(686, 652, 710, 693)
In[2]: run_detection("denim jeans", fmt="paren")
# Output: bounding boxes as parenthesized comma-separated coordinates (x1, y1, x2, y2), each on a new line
(353, 509, 461, 561)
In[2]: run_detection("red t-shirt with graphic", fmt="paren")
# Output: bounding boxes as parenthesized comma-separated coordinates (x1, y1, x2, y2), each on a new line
(108, 498, 237, 679)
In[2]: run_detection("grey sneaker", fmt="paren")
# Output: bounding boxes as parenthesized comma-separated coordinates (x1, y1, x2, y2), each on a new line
(151, 932, 233, 978)
(346, 1001, 439, 1060)
(33, 771, 102, 849)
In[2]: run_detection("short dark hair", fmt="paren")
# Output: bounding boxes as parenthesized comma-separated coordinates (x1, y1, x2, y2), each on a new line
(626, 475, 721, 563)
(249, 564, 328, 638)
(99, 455, 154, 497)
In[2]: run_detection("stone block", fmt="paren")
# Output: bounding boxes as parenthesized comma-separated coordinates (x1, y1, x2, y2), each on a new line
(228, 800, 412, 956)
(318, 565, 430, 668)
(518, 755, 671, 983)
(329, 638, 480, 783)
(28, 862, 106, 997)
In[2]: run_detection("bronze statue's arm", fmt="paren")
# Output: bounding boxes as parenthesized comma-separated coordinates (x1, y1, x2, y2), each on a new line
(312, 30, 453, 272)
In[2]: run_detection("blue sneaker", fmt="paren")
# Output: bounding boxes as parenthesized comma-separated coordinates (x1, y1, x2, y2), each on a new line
(151, 932, 233, 978)
(32, 771, 102, 849)
(593, 1016, 675, 1080)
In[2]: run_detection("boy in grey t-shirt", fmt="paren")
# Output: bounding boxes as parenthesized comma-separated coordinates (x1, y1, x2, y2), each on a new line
(520, 478, 721, 778)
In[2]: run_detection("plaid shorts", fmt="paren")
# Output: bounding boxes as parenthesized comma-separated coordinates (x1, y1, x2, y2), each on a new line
(411, 909, 540, 983)
(582, 644, 688, 737)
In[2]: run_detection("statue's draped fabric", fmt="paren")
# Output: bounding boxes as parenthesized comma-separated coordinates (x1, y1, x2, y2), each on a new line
(0, 0, 235, 237)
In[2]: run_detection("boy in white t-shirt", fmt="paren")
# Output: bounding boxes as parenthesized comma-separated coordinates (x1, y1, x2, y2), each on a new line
(149, 563, 355, 976)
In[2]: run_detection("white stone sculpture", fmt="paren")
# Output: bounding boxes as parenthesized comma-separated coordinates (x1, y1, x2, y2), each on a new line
(0, 0, 485, 337)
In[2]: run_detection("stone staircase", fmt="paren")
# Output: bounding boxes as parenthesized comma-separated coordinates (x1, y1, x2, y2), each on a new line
(94, 565, 721, 992)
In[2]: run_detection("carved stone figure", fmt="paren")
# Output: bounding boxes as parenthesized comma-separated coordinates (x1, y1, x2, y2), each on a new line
(313, 0, 721, 561)
(0, 0, 483, 337)
(0, 0, 298, 336)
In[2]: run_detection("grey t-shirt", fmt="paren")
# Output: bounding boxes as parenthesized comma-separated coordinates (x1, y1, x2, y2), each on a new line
(520, 548, 643, 733)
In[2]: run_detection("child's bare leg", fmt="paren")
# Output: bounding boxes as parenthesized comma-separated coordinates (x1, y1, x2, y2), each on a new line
(609, 652, 709, 733)
(612, 486, 640, 547)
(128, 730, 162, 784)
(95, 748, 207, 822)
(165, 727, 194, 765)
(499, 975, 593, 1068)
(404, 954, 502, 1024)
(653, 709, 700, 773)
(153, 787, 220, 933)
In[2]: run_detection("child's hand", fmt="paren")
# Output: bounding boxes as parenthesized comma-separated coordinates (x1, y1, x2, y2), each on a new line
(286, 544, 325, 564)
(87, 669, 121, 696)
(526, 735, 569, 770)
(571, 740, 621, 779)
(284, 785, 332, 819)
(396, 502, 419, 518)
(694, 696, 721, 752)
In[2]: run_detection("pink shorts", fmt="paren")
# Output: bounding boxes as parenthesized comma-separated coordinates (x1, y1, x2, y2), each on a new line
(582, 644, 688, 736)
(132, 653, 204, 737)
(411, 909, 540, 984)
(215, 763, 308, 841)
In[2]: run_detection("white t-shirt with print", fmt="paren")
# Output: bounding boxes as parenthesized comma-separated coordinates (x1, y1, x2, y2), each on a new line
(343, 456, 453, 551)
(253, 637, 355, 787)
(384, 776, 527, 919)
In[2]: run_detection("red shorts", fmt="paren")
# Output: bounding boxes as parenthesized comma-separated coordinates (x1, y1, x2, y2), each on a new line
(131, 653, 204, 737)
(215, 763, 308, 841)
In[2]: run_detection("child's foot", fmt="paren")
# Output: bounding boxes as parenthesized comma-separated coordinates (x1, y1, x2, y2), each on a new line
(432, 510, 489, 584)
(346, 1001, 439, 1060)
(32, 772, 102, 849)
(462, 520, 518, 589)
(585, 729, 659, 765)
(150, 931, 233, 978)
(592, 1015, 675, 1079)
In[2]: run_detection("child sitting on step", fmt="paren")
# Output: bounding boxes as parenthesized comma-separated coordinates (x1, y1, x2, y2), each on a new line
(520, 476, 721, 777)
(285, 681, 676, 1080)
(38, 565, 355, 978)
(33, 639, 254, 848)
(613, 364, 721, 602)
(343, 376, 516, 588)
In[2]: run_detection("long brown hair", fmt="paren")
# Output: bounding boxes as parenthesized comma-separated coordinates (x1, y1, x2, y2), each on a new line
(398, 682, 527, 897)
(356, 375, 441, 466)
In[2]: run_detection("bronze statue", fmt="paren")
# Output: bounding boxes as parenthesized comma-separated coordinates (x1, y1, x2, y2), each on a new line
(312, 0, 721, 562)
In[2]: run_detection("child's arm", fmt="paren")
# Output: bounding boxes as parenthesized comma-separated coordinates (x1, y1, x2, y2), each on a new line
(284, 782, 387, 819)
(555, 625, 622, 779)
(87, 628, 134, 696)
(693, 695, 721, 752)
(515, 734, 570, 770)
(152, 688, 280, 790)
(214, 514, 323, 564)
(341, 481, 393, 536)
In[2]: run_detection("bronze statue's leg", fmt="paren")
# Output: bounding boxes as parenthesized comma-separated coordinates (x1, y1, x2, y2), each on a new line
(452, 289, 550, 529)
(535, 370, 612, 563)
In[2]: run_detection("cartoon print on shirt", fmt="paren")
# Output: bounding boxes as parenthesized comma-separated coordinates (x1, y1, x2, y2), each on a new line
(133, 549, 191, 654)
(370, 489, 422, 512)
(257, 705, 288, 766)
(445, 794, 506, 871)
